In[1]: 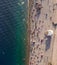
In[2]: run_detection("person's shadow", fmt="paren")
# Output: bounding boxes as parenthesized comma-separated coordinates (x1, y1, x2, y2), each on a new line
(44, 35, 52, 51)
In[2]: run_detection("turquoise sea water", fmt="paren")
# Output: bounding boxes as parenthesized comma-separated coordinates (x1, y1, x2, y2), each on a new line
(0, 0, 27, 65)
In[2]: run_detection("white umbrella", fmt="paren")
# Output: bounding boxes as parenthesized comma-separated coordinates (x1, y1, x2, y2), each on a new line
(47, 30, 53, 36)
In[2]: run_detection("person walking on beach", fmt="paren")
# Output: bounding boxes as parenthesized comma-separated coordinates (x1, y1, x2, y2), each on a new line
(35, 3, 43, 18)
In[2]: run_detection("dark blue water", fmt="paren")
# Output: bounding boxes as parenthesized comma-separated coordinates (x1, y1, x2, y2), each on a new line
(0, 0, 27, 65)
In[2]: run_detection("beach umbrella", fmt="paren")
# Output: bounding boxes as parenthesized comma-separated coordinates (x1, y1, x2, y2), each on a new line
(45, 30, 53, 36)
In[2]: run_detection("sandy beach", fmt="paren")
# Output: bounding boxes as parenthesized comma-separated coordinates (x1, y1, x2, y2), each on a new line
(28, 0, 57, 65)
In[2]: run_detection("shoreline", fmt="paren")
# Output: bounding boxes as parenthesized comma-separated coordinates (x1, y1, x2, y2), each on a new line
(26, 0, 33, 65)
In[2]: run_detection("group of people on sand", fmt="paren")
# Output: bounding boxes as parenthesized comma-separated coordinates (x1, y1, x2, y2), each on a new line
(29, 0, 56, 65)
(29, 1, 45, 65)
